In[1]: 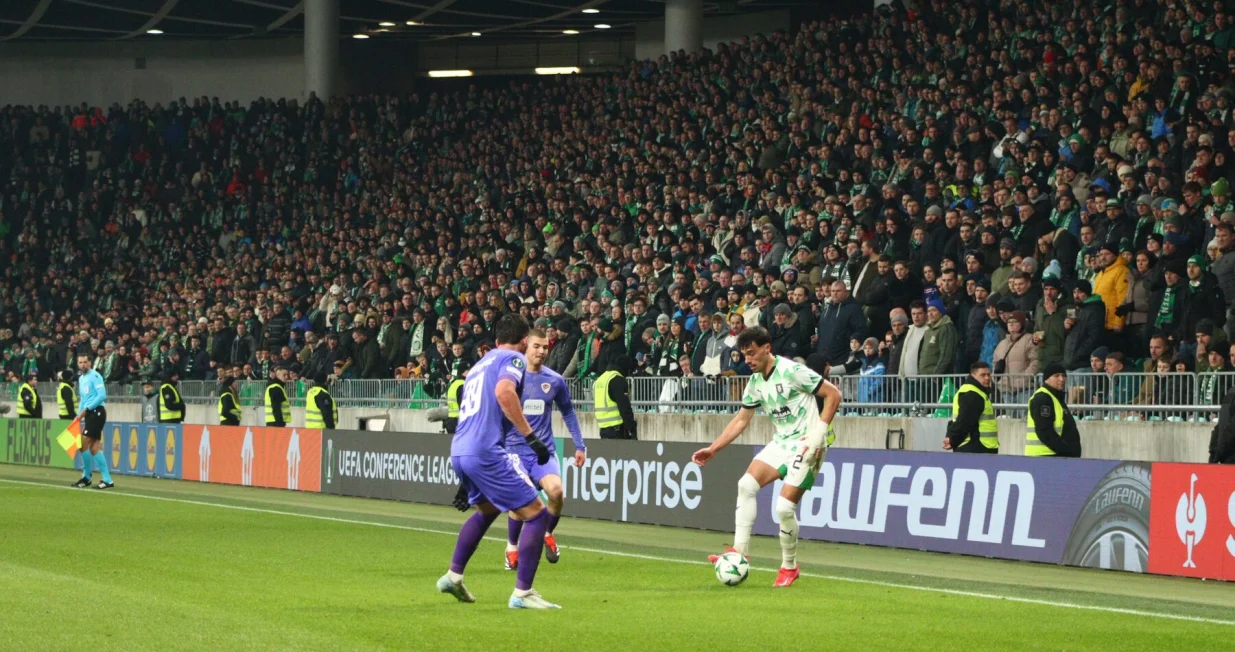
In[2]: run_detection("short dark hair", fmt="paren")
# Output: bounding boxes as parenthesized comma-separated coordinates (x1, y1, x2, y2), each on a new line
(736, 325, 772, 349)
(970, 361, 991, 373)
(527, 327, 547, 340)
(494, 313, 530, 345)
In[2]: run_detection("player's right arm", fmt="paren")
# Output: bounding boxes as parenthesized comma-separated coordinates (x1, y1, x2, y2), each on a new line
(495, 379, 533, 437)
(692, 407, 755, 466)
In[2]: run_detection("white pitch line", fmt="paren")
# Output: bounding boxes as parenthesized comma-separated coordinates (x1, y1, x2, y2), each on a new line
(2, 477, 1232, 628)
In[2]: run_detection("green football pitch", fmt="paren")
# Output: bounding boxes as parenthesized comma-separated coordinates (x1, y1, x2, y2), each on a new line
(1, 464, 1231, 651)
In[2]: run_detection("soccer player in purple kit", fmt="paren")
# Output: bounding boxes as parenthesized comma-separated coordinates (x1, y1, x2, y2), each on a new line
(437, 314, 562, 610)
(503, 328, 586, 571)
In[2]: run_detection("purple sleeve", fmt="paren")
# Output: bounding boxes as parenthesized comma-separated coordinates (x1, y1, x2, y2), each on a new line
(497, 355, 525, 390)
(553, 377, 585, 451)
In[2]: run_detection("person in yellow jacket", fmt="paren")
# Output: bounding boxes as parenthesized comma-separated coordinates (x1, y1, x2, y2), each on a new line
(944, 361, 998, 453)
(56, 370, 78, 419)
(265, 367, 291, 427)
(1025, 363, 1082, 457)
(159, 374, 185, 424)
(16, 372, 42, 418)
(305, 373, 337, 430)
(1092, 241, 1129, 332)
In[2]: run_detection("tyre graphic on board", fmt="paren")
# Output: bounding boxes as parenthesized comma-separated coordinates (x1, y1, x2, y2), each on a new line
(1061, 462, 1151, 573)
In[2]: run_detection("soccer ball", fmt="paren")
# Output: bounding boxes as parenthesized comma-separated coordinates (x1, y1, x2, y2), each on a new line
(713, 551, 749, 586)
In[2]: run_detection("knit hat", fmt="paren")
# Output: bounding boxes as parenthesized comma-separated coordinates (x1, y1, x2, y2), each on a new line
(1213, 177, 1230, 197)
(1091, 346, 1109, 360)
(926, 297, 946, 314)
(891, 313, 910, 326)
(1007, 310, 1028, 324)
(1166, 259, 1187, 276)
(1197, 319, 1216, 336)
(656, 314, 671, 325)
(1043, 362, 1067, 379)
(773, 303, 793, 316)
(1075, 279, 1093, 295)
(1188, 255, 1207, 269)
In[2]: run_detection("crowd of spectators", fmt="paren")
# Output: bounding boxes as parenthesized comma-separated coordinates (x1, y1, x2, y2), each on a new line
(3, 0, 1235, 410)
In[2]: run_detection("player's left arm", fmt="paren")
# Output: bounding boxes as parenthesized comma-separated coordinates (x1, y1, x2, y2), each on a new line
(552, 378, 587, 466)
(813, 378, 841, 427)
(94, 374, 107, 407)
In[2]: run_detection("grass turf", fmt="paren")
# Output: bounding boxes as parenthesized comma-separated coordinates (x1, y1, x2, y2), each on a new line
(0, 464, 1231, 651)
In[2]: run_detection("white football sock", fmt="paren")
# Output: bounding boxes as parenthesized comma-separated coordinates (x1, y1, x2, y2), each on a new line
(775, 496, 799, 570)
(733, 473, 760, 556)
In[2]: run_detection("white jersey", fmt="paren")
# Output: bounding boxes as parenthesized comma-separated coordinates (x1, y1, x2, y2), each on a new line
(741, 357, 827, 451)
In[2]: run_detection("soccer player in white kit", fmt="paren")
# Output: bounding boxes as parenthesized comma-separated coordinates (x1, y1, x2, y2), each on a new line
(692, 326, 841, 587)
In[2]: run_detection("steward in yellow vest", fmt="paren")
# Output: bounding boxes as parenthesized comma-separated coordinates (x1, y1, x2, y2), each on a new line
(16, 373, 41, 418)
(1026, 363, 1081, 457)
(265, 368, 291, 427)
(305, 374, 337, 430)
(159, 376, 185, 423)
(593, 356, 637, 440)
(57, 371, 78, 419)
(218, 377, 242, 426)
(944, 362, 998, 453)
(444, 374, 466, 435)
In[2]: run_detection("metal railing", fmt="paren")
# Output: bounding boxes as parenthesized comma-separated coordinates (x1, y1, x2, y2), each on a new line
(1, 371, 1226, 420)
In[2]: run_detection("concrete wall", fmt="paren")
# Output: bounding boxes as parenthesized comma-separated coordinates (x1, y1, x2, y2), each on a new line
(634, 9, 791, 60)
(0, 40, 305, 106)
(4, 399, 1213, 463)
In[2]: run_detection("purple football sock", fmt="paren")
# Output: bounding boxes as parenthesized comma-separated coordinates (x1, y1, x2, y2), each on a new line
(515, 508, 549, 591)
(507, 516, 523, 546)
(449, 510, 497, 575)
(548, 512, 561, 534)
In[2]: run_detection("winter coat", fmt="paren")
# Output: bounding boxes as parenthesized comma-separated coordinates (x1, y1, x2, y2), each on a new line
(1212, 246, 1235, 304)
(816, 297, 868, 364)
(1063, 295, 1107, 369)
(918, 315, 958, 375)
(1093, 257, 1131, 330)
(1033, 296, 1072, 370)
(858, 355, 887, 403)
(992, 332, 1038, 393)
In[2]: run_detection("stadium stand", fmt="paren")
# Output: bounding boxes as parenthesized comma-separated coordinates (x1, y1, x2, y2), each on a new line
(3, 0, 1235, 414)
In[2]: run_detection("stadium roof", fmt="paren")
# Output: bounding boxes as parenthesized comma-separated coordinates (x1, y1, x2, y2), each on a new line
(0, 0, 812, 42)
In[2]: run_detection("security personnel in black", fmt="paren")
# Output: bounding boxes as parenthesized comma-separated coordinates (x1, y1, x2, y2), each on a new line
(159, 374, 185, 424)
(305, 373, 337, 430)
(944, 361, 999, 453)
(218, 376, 242, 426)
(443, 369, 468, 435)
(16, 372, 42, 419)
(1026, 363, 1082, 457)
(265, 367, 291, 427)
(56, 370, 78, 420)
(594, 356, 638, 440)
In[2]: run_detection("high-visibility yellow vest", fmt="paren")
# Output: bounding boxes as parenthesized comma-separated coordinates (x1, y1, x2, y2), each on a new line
(1025, 387, 1065, 457)
(951, 383, 998, 450)
(265, 383, 291, 426)
(305, 386, 337, 429)
(16, 383, 38, 417)
(159, 383, 184, 422)
(57, 382, 77, 419)
(594, 370, 624, 429)
(446, 378, 465, 418)
(218, 390, 241, 424)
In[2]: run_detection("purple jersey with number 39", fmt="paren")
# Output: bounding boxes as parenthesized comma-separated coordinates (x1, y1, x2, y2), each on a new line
(451, 347, 527, 457)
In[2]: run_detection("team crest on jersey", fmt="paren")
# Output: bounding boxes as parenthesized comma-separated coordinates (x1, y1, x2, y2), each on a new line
(512, 358, 525, 369)
(776, 383, 784, 394)
(541, 382, 551, 393)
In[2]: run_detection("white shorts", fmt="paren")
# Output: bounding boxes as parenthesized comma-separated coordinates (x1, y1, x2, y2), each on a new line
(754, 424, 829, 490)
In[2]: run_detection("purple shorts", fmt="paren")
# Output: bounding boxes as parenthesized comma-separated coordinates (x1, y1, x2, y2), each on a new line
(518, 452, 562, 488)
(453, 453, 539, 513)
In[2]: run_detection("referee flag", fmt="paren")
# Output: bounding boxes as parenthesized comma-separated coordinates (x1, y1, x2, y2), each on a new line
(56, 417, 83, 458)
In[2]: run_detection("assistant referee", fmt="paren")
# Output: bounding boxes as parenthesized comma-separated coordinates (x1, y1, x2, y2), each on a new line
(72, 354, 114, 489)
